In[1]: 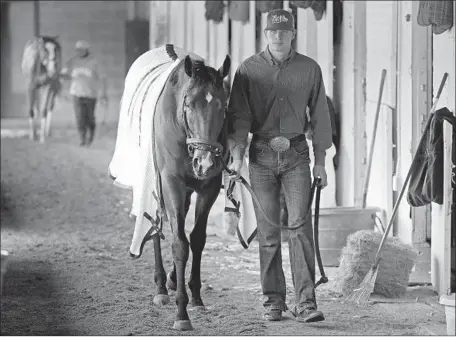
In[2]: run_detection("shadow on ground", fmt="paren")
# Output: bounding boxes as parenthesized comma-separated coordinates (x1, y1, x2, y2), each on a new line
(0, 258, 75, 335)
(0, 182, 20, 231)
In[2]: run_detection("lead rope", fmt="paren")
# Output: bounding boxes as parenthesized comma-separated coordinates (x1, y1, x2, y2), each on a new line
(220, 158, 328, 288)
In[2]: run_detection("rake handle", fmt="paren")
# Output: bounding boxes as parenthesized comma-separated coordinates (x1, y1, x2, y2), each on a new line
(373, 72, 449, 264)
(363, 69, 387, 209)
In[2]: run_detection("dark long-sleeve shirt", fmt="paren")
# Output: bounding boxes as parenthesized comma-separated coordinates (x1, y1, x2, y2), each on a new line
(227, 47, 332, 165)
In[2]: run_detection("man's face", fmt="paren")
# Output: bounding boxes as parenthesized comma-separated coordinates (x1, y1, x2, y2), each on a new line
(264, 29, 295, 53)
(75, 48, 88, 58)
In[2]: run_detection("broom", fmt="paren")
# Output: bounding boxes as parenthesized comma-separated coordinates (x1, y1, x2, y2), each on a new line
(345, 72, 449, 306)
(363, 69, 387, 233)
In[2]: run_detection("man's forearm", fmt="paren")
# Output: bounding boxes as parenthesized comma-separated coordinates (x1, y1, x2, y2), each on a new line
(314, 148, 326, 166)
(228, 138, 248, 160)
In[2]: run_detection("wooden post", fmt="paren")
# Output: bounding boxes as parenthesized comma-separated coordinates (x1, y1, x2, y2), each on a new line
(431, 4, 455, 294)
(33, 0, 40, 37)
(353, 1, 367, 208)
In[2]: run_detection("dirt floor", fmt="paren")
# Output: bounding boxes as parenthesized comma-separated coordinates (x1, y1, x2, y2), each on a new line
(0, 124, 449, 335)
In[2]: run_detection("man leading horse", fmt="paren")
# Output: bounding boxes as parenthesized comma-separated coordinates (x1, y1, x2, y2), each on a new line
(227, 9, 332, 323)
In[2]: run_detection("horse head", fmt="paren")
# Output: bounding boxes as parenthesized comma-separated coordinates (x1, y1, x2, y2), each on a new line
(180, 54, 231, 179)
(38, 36, 62, 78)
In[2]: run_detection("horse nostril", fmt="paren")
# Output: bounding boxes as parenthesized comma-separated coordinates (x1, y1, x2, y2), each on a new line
(193, 158, 199, 168)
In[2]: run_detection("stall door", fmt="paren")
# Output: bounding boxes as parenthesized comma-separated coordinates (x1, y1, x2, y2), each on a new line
(125, 19, 149, 76)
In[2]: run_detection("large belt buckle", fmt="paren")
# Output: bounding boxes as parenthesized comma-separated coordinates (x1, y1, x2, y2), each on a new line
(269, 136, 290, 152)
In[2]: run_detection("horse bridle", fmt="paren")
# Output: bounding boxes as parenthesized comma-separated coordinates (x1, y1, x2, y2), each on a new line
(181, 92, 226, 158)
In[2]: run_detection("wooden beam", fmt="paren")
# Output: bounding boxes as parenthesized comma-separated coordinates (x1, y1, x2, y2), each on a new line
(411, 1, 432, 244)
(33, 0, 39, 36)
(353, 0, 367, 208)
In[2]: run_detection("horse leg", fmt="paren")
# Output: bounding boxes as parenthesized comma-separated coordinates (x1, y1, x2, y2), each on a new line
(45, 86, 59, 138)
(188, 180, 220, 309)
(26, 84, 37, 141)
(161, 178, 192, 331)
(167, 189, 193, 292)
(45, 110, 52, 137)
(39, 86, 53, 143)
(152, 233, 170, 306)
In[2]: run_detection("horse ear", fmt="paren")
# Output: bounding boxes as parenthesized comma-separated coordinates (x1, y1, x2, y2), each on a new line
(184, 55, 193, 78)
(218, 55, 231, 79)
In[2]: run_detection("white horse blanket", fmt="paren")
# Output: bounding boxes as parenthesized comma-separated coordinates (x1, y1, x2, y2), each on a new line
(109, 45, 203, 258)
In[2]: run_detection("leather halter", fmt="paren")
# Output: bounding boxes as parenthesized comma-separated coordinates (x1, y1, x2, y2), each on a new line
(181, 93, 225, 157)
(164, 44, 225, 158)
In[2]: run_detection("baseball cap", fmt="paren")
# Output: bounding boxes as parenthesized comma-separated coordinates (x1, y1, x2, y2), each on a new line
(265, 9, 295, 31)
(75, 40, 90, 50)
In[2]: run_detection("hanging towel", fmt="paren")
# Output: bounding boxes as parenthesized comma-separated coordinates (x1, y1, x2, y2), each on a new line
(256, 1, 284, 14)
(417, 0, 454, 35)
(291, 0, 326, 21)
(407, 109, 451, 207)
(205, 0, 226, 23)
(229, 0, 250, 23)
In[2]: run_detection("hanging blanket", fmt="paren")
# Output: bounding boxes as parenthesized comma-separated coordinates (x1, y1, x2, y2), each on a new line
(109, 45, 203, 258)
(407, 110, 447, 207)
(229, 0, 250, 23)
(205, 0, 226, 23)
(291, 0, 327, 21)
(256, 1, 284, 13)
(417, 0, 454, 35)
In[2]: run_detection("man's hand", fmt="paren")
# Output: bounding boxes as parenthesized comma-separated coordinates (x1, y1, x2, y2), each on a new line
(227, 158, 243, 181)
(313, 164, 327, 188)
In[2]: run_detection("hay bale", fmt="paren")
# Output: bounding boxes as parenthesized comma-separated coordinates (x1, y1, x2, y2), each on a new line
(334, 230, 418, 298)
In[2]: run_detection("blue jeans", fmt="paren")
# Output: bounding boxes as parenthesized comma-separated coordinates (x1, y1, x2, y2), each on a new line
(248, 138, 316, 311)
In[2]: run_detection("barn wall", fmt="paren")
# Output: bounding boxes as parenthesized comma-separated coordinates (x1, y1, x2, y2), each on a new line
(430, 6, 455, 294)
(38, 1, 127, 125)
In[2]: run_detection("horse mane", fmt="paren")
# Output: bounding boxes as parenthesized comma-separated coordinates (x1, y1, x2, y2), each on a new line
(21, 36, 61, 78)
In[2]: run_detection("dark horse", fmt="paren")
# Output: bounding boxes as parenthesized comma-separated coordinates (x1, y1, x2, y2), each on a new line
(150, 49, 230, 331)
(21, 36, 62, 142)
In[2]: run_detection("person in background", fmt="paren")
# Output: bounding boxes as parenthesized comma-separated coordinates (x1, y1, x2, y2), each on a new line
(226, 9, 332, 323)
(61, 40, 108, 146)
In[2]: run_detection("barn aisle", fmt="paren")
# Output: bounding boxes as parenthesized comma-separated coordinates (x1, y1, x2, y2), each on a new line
(0, 128, 446, 336)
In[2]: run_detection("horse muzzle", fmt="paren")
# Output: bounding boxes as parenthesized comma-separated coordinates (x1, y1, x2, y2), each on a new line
(187, 138, 224, 178)
(192, 152, 215, 178)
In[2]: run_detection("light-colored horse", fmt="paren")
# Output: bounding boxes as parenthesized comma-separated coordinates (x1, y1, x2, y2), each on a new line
(21, 36, 62, 142)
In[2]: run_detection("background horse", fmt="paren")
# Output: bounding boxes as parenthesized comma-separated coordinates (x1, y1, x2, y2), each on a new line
(21, 36, 62, 142)
(151, 51, 231, 331)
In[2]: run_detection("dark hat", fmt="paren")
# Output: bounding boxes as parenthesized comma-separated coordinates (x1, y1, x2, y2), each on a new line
(265, 9, 295, 31)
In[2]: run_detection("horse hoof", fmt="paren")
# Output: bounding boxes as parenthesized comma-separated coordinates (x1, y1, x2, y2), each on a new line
(166, 273, 176, 291)
(172, 320, 193, 331)
(152, 294, 170, 306)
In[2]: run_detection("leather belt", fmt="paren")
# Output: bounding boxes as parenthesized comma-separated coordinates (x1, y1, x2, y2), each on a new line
(252, 134, 307, 152)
